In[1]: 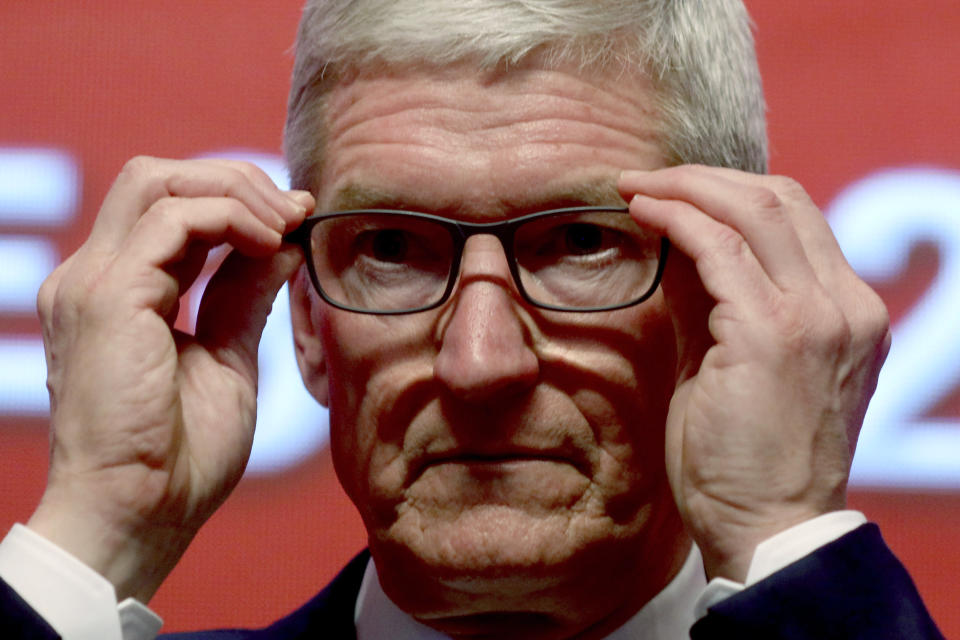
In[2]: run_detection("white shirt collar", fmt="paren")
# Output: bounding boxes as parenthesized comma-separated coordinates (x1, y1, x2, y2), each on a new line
(355, 546, 706, 640)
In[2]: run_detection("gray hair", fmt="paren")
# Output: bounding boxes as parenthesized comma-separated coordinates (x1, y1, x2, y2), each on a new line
(284, 0, 768, 193)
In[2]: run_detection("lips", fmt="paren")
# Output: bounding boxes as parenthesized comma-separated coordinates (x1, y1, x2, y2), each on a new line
(394, 392, 600, 487)
(411, 445, 592, 481)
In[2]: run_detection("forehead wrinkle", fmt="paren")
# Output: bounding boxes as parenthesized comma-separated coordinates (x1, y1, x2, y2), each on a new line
(328, 108, 653, 165)
(317, 65, 661, 218)
(324, 67, 659, 155)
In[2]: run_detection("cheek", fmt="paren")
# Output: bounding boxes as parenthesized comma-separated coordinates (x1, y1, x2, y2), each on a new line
(554, 299, 676, 487)
(318, 308, 437, 499)
(317, 307, 375, 500)
(607, 297, 677, 445)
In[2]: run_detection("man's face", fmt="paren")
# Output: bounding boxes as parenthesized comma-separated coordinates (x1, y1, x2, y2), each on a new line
(292, 61, 688, 636)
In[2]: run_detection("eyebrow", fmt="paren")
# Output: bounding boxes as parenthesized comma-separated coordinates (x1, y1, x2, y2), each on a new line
(326, 177, 626, 216)
(328, 183, 416, 211)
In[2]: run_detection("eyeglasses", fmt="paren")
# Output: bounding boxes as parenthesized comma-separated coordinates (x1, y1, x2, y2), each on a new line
(285, 206, 669, 315)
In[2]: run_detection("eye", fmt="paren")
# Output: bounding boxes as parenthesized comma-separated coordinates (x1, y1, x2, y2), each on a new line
(563, 223, 605, 255)
(371, 229, 408, 263)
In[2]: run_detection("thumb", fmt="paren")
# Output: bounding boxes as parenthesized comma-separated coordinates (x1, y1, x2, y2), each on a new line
(660, 251, 715, 384)
(195, 245, 304, 380)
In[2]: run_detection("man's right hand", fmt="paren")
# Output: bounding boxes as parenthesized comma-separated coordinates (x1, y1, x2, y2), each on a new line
(26, 157, 313, 603)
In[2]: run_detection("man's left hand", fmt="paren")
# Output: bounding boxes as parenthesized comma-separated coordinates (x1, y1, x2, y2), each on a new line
(619, 166, 891, 581)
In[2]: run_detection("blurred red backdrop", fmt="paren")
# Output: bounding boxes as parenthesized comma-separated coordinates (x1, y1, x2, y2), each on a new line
(1, 0, 958, 635)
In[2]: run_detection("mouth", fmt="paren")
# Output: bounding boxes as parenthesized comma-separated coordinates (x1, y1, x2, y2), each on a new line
(412, 448, 591, 481)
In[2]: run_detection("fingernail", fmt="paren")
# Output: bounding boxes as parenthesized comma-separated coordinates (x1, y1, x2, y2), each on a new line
(287, 190, 314, 211)
(270, 211, 287, 232)
(281, 196, 306, 217)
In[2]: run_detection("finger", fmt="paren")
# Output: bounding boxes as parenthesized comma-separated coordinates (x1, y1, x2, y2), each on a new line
(619, 167, 818, 291)
(627, 193, 779, 310)
(166, 241, 216, 310)
(96, 196, 286, 322)
(696, 169, 856, 281)
(194, 245, 304, 380)
(89, 157, 306, 253)
(196, 158, 316, 228)
(717, 172, 891, 362)
(120, 196, 285, 268)
(660, 251, 716, 383)
(667, 168, 866, 300)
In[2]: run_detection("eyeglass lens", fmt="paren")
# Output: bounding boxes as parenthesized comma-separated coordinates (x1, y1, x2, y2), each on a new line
(513, 210, 661, 309)
(311, 213, 454, 311)
(307, 210, 662, 312)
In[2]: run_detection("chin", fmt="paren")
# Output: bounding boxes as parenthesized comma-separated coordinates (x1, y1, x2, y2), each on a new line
(392, 504, 587, 571)
(367, 500, 654, 619)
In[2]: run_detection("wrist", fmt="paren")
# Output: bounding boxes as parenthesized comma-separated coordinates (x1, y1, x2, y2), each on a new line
(694, 508, 833, 583)
(698, 542, 755, 583)
(27, 484, 195, 603)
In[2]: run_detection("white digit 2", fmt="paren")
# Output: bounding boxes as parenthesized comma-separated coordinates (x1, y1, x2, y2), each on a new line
(829, 167, 960, 488)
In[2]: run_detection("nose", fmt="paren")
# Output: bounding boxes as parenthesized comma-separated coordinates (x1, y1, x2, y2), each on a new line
(433, 235, 539, 402)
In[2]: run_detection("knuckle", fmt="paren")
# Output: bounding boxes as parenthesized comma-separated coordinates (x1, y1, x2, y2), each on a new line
(768, 175, 812, 205)
(215, 167, 253, 199)
(61, 268, 104, 313)
(674, 163, 708, 175)
(43, 266, 97, 329)
(142, 198, 193, 238)
(118, 155, 159, 183)
(36, 271, 60, 319)
(711, 225, 749, 259)
(220, 164, 246, 183)
(114, 156, 169, 203)
(818, 305, 853, 355)
(212, 198, 249, 229)
(780, 279, 892, 368)
(229, 159, 267, 182)
(772, 291, 850, 356)
(664, 164, 702, 188)
(745, 184, 784, 214)
(854, 286, 892, 348)
(146, 196, 177, 218)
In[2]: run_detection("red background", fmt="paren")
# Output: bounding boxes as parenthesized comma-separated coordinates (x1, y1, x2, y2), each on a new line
(1, 1, 958, 635)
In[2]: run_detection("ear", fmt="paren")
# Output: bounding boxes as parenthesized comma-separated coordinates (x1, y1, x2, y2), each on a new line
(288, 266, 330, 407)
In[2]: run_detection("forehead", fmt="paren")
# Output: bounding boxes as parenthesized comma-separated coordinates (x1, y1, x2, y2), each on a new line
(315, 62, 665, 219)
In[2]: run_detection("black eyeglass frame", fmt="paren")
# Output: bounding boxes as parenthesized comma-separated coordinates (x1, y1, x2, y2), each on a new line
(284, 206, 670, 315)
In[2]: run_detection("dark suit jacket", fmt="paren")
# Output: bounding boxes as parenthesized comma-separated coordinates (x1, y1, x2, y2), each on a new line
(1, 524, 945, 639)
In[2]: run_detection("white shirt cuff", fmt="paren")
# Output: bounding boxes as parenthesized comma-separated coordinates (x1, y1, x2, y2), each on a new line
(695, 510, 867, 618)
(0, 524, 162, 640)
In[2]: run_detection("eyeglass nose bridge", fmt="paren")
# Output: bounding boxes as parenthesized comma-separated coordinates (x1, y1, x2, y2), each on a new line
(419, 222, 517, 317)
(444, 220, 526, 295)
